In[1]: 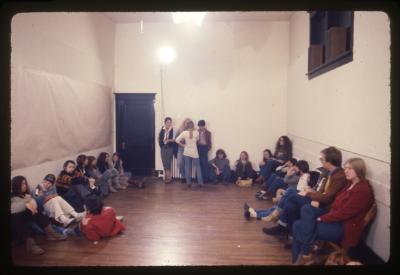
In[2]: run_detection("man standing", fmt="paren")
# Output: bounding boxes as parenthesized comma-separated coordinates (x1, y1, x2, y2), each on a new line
(197, 120, 212, 183)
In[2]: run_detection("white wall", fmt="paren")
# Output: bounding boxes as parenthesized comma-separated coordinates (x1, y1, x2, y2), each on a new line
(11, 12, 116, 187)
(287, 12, 391, 261)
(114, 21, 289, 170)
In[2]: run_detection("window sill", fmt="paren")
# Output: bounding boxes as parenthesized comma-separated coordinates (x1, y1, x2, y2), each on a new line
(307, 50, 353, 79)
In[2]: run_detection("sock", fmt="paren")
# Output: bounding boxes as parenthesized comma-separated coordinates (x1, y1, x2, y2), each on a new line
(249, 208, 257, 218)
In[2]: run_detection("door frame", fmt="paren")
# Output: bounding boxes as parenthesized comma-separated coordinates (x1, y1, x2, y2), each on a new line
(114, 93, 156, 175)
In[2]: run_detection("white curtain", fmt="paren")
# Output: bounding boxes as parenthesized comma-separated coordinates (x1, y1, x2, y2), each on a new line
(11, 67, 112, 169)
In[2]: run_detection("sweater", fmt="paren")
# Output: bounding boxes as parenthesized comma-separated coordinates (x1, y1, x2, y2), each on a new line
(320, 180, 374, 248)
(175, 130, 200, 158)
(56, 170, 80, 195)
(11, 194, 31, 214)
(80, 207, 125, 241)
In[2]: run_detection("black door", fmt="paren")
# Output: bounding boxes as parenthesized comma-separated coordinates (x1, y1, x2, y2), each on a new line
(115, 93, 155, 176)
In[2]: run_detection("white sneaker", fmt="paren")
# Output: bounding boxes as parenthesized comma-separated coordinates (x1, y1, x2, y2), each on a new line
(71, 211, 86, 222)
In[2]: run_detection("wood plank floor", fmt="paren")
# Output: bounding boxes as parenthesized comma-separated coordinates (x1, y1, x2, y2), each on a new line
(11, 178, 292, 266)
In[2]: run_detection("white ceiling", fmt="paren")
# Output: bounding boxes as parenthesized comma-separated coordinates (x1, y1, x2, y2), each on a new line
(103, 11, 293, 23)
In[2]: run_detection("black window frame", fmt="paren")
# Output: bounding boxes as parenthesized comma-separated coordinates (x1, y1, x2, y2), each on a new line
(307, 11, 354, 79)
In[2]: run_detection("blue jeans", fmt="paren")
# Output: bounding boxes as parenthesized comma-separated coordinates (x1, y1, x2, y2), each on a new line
(267, 177, 288, 195)
(277, 186, 299, 209)
(184, 156, 203, 185)
(278, 193, 312, 231)
(262, 173, 278, 189)
(292, 204, 341, 263)
(209, 164, 231, 182)
(177, 146, 185, 178)
(262, 159, 282, 181)
(197, 145, 209, 182)
(259, 164, 269, 177)
(255, 205, 277, 219)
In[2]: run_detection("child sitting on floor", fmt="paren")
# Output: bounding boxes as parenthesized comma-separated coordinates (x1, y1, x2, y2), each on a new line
(80, 195, 125, 241)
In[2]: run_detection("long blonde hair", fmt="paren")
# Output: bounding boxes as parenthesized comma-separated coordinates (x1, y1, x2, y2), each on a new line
(186, 121, 194, 139)
(179, 118, 192, 132)
(344, 158, 367, 181)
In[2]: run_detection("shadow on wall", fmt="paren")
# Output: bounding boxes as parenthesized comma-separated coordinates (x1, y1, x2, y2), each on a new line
(230, 21, 272, 52)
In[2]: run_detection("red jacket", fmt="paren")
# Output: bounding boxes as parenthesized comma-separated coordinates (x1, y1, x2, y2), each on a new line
(320, 180, 374, 248)
(80, 207, 125, 241)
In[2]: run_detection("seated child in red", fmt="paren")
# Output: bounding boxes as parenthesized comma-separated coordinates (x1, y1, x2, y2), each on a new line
(80, 195, 125, 241)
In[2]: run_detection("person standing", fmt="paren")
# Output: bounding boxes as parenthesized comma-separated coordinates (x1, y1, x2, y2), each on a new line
(175, 118, 191, 183)
(158, 117, 175, 183)
(197, 120, 212, 183)
(175, 120, 203, 188)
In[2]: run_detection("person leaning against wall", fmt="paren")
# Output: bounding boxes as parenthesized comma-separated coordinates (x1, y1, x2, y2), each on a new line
(158, 117, 175, 184)
(197, 120, 212, 183)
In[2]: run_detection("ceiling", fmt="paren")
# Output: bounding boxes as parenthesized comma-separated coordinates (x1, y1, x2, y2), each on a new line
(103, 12, 293, 23)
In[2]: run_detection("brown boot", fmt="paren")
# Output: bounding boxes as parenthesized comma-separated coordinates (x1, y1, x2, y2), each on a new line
(26, 237, 45, 255)
(44, 225, 68, 241)
(164, 170, 172, 183)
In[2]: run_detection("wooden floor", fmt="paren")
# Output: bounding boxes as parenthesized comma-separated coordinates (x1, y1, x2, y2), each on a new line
(11, 178, 292, 266)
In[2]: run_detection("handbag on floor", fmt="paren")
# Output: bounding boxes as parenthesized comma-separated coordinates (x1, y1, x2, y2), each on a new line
(236, 178, 253, 187)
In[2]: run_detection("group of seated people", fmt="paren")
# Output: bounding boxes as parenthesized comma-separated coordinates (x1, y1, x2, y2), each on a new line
(10, 152, 141, 255)
(243, 145, 375, 265)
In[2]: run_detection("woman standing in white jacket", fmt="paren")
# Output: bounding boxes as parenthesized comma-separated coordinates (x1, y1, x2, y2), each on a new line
(175, 120, 203, 188)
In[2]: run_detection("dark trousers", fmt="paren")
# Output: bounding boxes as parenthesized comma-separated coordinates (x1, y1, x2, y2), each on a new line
(197, 144, 210, 182)
(209, 164, 231, 182)
(11, 209, 50, 244)
(279, 193, 312, 233)
(291, 204, 340, 263)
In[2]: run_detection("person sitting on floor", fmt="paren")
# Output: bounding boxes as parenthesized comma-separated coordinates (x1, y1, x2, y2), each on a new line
(56, 160, 80, 196)
(33, 174, 85, 227)
(75, 154, 88, 177)
(257, 136, 293, 183)
(80, 195, 125, 241)
(255, 158, 297, 200)
(97, 152, 124, 192)
(112, 152, 144, 188)
(11, 176, 67, 255)
(244, 160, 310, 221)
(86, 155, 122, 196)
(232, 151, 256, 183)
(291, 158, 374, 265)
(255, 149, 273, 183)
(208, 149, 231, 185)
(262, 146, 347, 237)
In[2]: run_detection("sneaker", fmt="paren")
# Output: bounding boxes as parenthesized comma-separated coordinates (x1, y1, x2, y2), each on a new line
(259, 194, 271, 201)
(116, 215, 124, 222)
(45, 225, 68, 241)
(73, 211, 86, 222)
(262, 225, 287, 236)
(243, 203, 251, 220)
